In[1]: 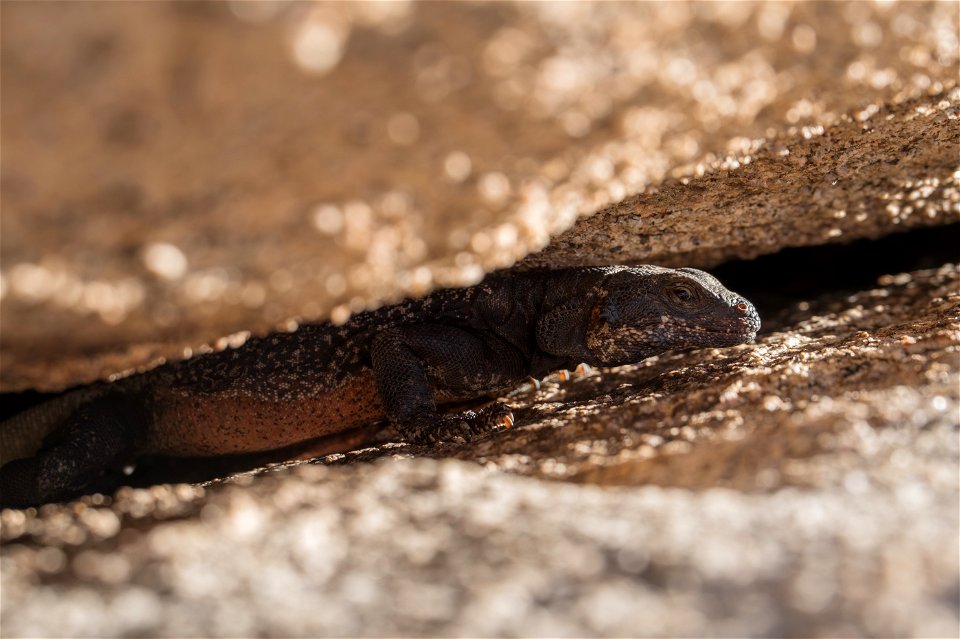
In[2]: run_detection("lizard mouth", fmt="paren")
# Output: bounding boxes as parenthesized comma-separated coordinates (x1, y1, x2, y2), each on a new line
(704, 328, 756, 340)
(714, 330, 756, 339)
(675, 324, 758, 345)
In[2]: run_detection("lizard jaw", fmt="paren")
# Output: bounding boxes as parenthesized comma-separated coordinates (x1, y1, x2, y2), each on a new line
(661, 320, 759, 347)
(692, 328, 757, 346)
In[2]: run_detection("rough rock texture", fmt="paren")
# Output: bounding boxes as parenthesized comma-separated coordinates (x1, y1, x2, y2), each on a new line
(524, 91, 960, 269)
(2, 265, 958, 637)
(2, 3, 959, 637)
(2, 1, 958, 391)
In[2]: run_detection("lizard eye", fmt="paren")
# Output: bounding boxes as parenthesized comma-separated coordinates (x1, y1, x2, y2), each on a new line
(670, 284, 696, 304)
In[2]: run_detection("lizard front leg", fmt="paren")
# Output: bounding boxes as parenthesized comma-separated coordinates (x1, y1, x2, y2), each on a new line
(369, 324, 521, 445)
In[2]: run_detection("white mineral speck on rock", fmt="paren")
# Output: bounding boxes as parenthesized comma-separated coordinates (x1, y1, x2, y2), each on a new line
(291, 18, 347, 76)
(142, 243, 188, 280)
(444, 151, 473, 183)
(311, 204, 344, 235)
(478, 172, 511, 205)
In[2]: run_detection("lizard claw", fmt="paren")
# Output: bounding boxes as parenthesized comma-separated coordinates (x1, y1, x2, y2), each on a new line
(478, 401, 514, 433)
(575, 362, 595, 377)
(404, 402, 515, 445)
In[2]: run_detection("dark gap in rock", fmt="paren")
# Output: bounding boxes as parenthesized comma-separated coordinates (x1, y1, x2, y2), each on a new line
(709, 223, 959, 333)
(2, 223, 956, 423)
(0, 389, 60, 422)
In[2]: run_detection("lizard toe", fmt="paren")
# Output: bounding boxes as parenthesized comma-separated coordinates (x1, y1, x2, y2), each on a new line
(479, 402, 515, 432)
(405, 402, 515, 446)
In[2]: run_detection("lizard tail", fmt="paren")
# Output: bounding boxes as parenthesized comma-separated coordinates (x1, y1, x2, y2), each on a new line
(0, 386, 109, 468)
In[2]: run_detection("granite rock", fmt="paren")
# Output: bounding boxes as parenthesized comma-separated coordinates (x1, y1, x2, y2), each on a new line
(2, 264, 957, 637)
(1, 4, 958, 636)
(1, 1, 957, 390)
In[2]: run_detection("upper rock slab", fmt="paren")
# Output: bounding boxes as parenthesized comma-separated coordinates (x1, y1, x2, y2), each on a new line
(1, 2, 957, 390)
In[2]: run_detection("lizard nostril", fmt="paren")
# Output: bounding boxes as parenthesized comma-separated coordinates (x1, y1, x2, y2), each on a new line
(735, 302, 748, 313)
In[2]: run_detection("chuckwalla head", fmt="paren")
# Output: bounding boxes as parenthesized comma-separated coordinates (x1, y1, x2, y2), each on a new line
(584, 266, 760, 366)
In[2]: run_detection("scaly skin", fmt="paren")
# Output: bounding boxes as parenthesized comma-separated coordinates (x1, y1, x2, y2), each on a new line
(0, 266, 760, 507)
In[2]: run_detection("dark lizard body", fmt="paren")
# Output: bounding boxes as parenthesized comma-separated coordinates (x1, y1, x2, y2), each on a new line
(0, 266, 760, 507)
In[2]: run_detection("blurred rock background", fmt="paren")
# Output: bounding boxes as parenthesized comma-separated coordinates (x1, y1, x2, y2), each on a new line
(1, 1, 958, 637)
(2, 1, 956, 390)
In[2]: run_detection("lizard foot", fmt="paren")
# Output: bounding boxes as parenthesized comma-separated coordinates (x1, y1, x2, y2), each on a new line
(404, 402, 514, 445)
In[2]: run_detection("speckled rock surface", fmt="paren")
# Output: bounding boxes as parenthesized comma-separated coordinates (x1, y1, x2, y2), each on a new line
(2, 4, 959, 636)
(523, 90, 960, 270)
(2, 1, 958, 391)
(3, 265, 957, 637)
